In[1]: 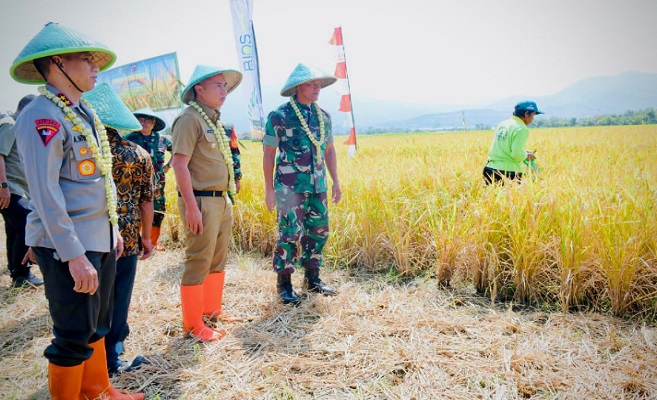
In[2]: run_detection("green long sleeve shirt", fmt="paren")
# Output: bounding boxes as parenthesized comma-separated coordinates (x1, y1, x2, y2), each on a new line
(486, 116, 529, 173)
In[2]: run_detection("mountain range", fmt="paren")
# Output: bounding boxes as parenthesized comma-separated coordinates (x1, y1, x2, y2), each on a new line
(389, 71, 657, 132)
(174, 71, 657, 135)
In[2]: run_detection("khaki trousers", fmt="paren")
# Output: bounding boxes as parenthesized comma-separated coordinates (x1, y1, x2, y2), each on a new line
(178, 196, 233, 285)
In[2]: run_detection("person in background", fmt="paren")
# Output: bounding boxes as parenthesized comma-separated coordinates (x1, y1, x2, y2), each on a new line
(263, 63, 341, 304)
(483, 100, 543, 184)
(171, 65, 243, 342)
(0, 94, 44, 288)
(10, 22, 143, 399)
(126, 108, 171, 251)
(83, 83, 154, 376)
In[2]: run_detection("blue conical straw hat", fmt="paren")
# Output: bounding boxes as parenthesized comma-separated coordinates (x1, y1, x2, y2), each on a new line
(280, 63, 337, 97)
(82, 83, 141, 131)
(181, 65, 243, 105)
(133, 108, 166, 132)
(10, 22, 116, 85)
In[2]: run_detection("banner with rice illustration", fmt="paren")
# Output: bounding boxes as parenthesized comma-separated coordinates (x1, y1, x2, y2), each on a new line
(230, 0, 265, 140)
(97, 52, 182, 111)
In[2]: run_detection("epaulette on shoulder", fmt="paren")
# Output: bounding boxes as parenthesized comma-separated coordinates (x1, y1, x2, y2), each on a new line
(0, 116, 15, 126)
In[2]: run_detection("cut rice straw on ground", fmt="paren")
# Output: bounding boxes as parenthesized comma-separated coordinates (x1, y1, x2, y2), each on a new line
(1, 248, 656, 399)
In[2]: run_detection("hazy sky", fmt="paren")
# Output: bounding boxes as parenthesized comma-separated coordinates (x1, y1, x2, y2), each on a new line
(1, 0, 656, 114)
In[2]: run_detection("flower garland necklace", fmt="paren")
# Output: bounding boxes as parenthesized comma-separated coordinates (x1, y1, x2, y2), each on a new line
(38, 86, 118, 227)
(290, 95, 325, 164)
(187, 101, 236, 193)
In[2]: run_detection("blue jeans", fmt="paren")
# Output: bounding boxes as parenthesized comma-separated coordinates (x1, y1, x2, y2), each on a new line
(34, 247, 116, 367)
(105, 254, 138, 370)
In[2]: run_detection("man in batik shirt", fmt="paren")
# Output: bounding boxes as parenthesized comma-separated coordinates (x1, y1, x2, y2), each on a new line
(106, 127, 154, 374)
(263, 63, 342, 304)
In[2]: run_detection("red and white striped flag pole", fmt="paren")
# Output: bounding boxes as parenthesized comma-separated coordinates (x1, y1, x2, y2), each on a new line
(329, 26, 357, 157)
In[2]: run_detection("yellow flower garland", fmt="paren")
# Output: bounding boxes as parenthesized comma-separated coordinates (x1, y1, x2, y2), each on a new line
(38, 87, 118, 227)
(187, 101, 236, 193)
(289, 95, 325, 165)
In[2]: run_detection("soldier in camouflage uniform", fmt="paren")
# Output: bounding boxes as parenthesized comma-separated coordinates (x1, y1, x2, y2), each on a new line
(126, 109, 171, 250)
(263, 64, 342, 304)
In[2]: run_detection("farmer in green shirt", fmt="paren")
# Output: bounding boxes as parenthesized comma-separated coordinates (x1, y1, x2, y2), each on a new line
(483, 100, 543, 184)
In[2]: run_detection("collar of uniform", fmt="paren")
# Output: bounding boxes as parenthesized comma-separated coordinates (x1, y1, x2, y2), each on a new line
(137, 131, 157, 141)
(291, 99, 314, 125)
(295, 100, 312, 111)
(46, 83, 94, 124)
(46, 83, 79, 108)
(195, 101, 221, 123)
(511, 116, 526, 126)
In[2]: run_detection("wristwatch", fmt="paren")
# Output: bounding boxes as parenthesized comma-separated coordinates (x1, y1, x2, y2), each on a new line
(0, 182, 7, 188)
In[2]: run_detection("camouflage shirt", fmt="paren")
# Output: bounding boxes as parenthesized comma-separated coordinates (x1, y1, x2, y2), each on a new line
(124, 130, 171, 173)
(224, 123, 242, 181)
(264, 99, 333, 194)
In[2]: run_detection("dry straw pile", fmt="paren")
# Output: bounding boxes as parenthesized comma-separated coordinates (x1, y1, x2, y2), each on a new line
(1, 251, 656, 398)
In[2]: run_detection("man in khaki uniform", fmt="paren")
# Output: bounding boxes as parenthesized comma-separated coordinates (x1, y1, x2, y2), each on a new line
(171, 65, 243, 342)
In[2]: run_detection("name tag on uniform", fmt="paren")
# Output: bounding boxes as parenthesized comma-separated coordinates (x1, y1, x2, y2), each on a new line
(206, 129, 214, 134)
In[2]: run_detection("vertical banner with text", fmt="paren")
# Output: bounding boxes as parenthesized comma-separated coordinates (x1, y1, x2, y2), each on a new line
(230, 0, 265, 140)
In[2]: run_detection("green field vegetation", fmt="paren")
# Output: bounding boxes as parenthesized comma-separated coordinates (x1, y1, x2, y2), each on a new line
(532, 108, 657, 128)
(165, 125, 657, 319)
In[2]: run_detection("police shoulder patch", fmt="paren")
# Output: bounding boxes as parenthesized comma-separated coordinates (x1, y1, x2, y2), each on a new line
(35, 119, 61, 146)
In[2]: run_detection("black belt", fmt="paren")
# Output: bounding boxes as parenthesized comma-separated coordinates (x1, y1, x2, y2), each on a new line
(178, 190, 224, 197)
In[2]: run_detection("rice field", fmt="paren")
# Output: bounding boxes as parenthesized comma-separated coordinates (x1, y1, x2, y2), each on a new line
(226, 125, 657, 319)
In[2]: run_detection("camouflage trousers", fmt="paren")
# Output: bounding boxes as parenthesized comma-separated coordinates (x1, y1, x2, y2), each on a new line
(153, 170, 167, 227)
(273, 191, 329, 274)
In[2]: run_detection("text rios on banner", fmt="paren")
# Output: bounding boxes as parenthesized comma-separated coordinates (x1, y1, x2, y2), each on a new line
(230, 0, 265, 141)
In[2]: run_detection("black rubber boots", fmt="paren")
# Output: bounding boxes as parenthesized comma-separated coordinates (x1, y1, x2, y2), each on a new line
(303, 268, 337, 296)
(277, 273, 300, 304)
